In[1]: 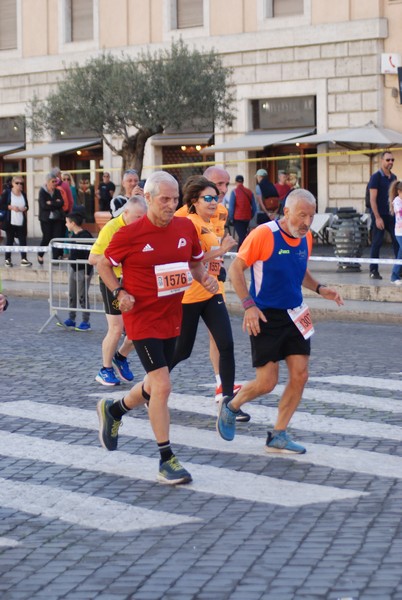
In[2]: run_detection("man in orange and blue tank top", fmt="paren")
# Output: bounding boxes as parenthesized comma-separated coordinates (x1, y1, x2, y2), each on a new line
(217, 188, 344, 453)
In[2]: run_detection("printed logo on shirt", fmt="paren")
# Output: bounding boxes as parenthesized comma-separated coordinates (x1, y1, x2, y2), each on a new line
(142, 243, 154, 252)
(177, 238, 187, 248)
(297, 249, 307, 260)
(278, 249, 290, 255)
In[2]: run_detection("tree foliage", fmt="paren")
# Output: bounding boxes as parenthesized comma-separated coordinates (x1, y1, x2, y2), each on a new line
(27, 40, 235, 174)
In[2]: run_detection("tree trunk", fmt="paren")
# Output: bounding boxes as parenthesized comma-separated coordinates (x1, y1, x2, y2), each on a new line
(121, 128, 161, 177)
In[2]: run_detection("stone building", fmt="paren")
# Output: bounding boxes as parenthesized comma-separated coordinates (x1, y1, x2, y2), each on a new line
(0, 0, 401, 236)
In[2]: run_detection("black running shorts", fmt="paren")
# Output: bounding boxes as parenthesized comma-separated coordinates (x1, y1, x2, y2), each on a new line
(133, 337, 177, 373)
(99, 278, 121, 315)
(250, 308, 311, 367)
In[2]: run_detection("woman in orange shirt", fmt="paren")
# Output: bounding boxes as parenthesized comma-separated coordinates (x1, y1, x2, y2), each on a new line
(170, 177, 239, 401)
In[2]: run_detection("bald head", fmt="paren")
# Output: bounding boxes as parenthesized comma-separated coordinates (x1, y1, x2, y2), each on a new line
(203, 166, 230, 202)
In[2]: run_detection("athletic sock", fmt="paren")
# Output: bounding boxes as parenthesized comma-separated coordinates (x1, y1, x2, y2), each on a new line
(109, 397, 130, 420)
(273, 429, 285, 437)
(215, 374, 221, 387)
(158, 441, 174, 464)
(114, 351, 126, 362)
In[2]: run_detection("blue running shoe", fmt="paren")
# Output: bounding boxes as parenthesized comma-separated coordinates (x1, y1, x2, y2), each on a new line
(95, 367, 121, 386)
(112, 354, 134, 382)
(75, 322, 91, 331)
(96, 399, 121, 451)
(216, 396, 238, 441)
(157, 456, 192, 485)
(265, 431, 306, 454)
(57, 318, 76, 328)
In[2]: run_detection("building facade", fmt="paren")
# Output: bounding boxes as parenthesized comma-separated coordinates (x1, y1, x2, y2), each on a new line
(0, 0, 402, 236)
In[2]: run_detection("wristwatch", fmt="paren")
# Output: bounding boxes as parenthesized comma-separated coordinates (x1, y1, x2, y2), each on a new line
(112, 287, 124, 299)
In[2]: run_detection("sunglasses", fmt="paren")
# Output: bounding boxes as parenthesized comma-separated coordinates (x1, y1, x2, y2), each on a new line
(385, 159, 395, 162)
(199, 194, 219, 203)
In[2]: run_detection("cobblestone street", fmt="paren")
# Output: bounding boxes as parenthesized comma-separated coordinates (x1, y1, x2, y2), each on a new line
(1, 297, 402, 599)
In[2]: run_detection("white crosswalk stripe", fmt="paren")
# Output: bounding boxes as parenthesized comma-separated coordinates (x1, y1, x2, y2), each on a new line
(0, 376, 401, 533)
(1, 400, 402, 480)
(0, 477, 200, 532)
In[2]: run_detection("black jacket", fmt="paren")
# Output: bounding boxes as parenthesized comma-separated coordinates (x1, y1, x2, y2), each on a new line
(0, 188, 29, 233)
(38, 186, 65, 222)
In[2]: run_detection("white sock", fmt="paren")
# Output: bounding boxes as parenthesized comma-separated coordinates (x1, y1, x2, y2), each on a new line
(215, 374, 221, 387)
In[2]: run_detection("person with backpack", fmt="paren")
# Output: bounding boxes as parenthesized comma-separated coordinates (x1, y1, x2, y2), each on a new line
(255, 169, 279, 224)
(228, 175, 257, 248)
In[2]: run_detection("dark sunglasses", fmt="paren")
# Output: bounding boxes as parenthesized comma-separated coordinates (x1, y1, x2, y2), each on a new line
(385, 158, 395, 162)
(199, 194, 219, 202)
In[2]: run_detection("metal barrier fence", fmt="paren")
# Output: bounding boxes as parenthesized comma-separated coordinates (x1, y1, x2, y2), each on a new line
(37, 238, 105, 333)
(1, 238, 402, 333)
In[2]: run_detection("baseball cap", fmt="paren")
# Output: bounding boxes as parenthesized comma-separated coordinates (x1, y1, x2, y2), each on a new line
(235, 175, 244, 183)
(256, 169, 268, 177)
(110, 196, 127, 218)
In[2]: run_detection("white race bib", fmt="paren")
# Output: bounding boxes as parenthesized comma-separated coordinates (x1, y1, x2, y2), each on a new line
(287, 302, 315, 340)
(155, 262, 193, 297)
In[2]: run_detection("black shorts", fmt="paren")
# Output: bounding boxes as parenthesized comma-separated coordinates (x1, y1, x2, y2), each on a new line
(133, 337, 177, 373)
(99, 278, 121, 315)
(250, 308, 310, 368)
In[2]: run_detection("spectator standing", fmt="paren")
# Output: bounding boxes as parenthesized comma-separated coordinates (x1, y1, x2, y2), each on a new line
(37, 173, 66, 264)
(228, 175, 257, 248)
(368, 151, 399, 280)
(255, 169, 279, 224)
(62, 172, 78, 207)
(0, 176, 32, 267)
(96, 172, 116, 211)
(275, 171, 292, 215)
(110, 169, 144, 215)
(77, 178, 95, 223)
(58, 212, 93, 331)
(51, 167, 74, 213)
(389, 179, 402, 284)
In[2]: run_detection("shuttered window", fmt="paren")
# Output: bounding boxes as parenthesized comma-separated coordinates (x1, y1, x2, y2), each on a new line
(273, 0, 304, 17)
(68, 0, 93, 42)
(0, 0, 17, 50)
(177, 0, 203, 29)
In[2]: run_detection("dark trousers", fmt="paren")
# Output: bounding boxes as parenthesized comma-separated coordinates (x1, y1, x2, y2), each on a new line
(170, 294, 235, 398)
(5, 225, 27, 261)
(233, 219, 250, 248)
(369, 213, 399, 273)
(38, 220, 66, 259)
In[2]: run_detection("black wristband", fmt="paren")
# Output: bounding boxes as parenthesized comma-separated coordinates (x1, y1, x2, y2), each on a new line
(316, 283, 327, 294)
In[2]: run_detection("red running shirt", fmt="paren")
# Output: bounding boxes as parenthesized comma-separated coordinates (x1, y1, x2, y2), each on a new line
(105, 215, 204, 340)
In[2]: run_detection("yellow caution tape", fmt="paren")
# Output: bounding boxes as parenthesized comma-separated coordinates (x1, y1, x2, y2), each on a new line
(1, 146, 402, 178)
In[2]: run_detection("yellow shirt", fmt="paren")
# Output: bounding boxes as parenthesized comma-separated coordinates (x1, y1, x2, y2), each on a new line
(182, 213, 221, 304)
(90, 213, 126, 277)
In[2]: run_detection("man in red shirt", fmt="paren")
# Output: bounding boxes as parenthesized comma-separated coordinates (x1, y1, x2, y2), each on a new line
(96, 171, 219, 485)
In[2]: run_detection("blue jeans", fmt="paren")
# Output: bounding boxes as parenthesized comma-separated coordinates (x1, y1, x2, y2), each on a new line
(391, 234, 402, 281)
(369, 213, 399, 273)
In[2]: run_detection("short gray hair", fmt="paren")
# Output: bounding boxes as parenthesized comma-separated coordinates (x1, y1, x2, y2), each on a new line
(126, 194, 147, 211)
(285, 188, 316, 210)
(144, 171, 178, 197)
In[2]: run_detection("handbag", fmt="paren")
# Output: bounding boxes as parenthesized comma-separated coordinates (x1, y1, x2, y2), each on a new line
(0, 208, 10, 230)
(49, 208, 63, 220)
